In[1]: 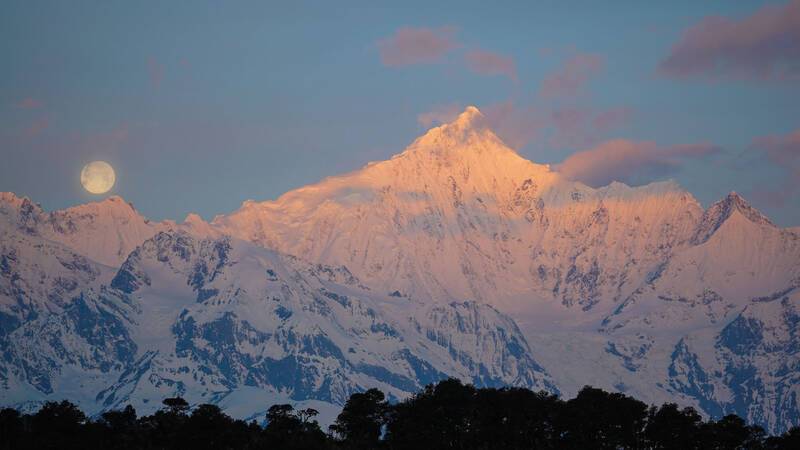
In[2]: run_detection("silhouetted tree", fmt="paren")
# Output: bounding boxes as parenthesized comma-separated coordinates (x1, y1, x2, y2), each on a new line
(297, 407, 319, 423)
(0, 380, 794, 449)
(101, 404, 138, 429)
(182, 403, 253, 450)
(330, 388, 388, 448)
(645, 403, 703, 449)
(0, 408, 23, 450)
(162, 396, 190, 414)
(471, 387, 562, 449)
(558, 386, 648, 449)
(30, 400, 87, 449)
(700, 414, 766, 449)
(97, 405, 140, 449)
(766, 426, 800, 449)
(386, 378, 480, 449)
(262, 403, 329, 449)
(138, 397, 191, 448)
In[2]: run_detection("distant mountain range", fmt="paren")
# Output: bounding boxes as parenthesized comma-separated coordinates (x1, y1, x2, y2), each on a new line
(2, 107, 798, 432)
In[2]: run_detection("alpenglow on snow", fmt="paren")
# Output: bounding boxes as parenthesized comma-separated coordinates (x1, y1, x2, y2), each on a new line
(1, 107, 799, 432)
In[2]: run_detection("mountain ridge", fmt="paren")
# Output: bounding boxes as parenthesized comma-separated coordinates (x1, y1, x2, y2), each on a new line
(1, 106, 799, 432)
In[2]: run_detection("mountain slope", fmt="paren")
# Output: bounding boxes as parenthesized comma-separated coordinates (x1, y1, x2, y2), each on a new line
(206, 107, 799, 431)
(602, 192, 800, 335)
(0, 215, 112, 334)
(0, 193, 168, 267)
(0, 225, 553, 420)
(212, 108, 704, 328)
(0, 219, 135, 407)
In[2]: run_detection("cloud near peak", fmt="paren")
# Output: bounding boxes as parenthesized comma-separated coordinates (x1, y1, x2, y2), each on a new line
(147, 57, 164, 88)
(659, 0, 800, 81)
(16, 98, 42, 109)
(377, 27, 459, 66)
(753, 127, 800, 166)
(556, 139, 719, 187)
(418, 101, 633, 152)
(377, 27, 518, 83)
(417, 103, 464, 128)
(539, 53, 605, 98)
(748, 127, 800, 206)
(465, 49, 517, 82)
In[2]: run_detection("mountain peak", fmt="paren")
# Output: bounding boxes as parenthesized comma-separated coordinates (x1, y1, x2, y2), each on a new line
(182, 212, 220, 238)
(722, 191, 748, 207)
(394, 105, 525, 167)
(0, 191, 43, 211)
(0, 192, 45, 234)
(42, 195, 166, 267)
(184, 212, 205, 224)
(718, 192, 769, 223)
(453, 105, 483, 128)
(435, 105, 485, 136)
(0, 191, 27, 207)
(91, 195, 134, 209)
(691, 191, 774, 244)
(57, 195, 142, 219)
(414, 105, 487, 143)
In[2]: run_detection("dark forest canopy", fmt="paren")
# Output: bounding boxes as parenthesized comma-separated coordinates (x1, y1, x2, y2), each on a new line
(1, 379, 798, 449)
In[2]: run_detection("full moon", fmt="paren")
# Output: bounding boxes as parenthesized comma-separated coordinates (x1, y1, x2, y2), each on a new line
(80, 161, 116, 194)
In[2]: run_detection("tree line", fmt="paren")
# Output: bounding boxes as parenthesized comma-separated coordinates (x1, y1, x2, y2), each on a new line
(1, 378, 798, 449)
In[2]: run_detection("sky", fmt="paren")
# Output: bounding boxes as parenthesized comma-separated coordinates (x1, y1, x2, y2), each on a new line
(1, 0, 799, 225)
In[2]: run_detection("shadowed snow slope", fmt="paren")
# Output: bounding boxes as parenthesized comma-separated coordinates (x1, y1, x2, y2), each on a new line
(1, 224, 553, 423)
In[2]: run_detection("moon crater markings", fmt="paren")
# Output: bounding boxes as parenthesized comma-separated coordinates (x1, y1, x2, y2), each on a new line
(80, 161, 116, 194)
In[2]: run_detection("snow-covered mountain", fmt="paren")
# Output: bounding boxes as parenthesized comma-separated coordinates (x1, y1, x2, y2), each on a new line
(1, 106, 798, 432)
(205, 107, 800, 431)
(211, 107, 705, 327)
(0, 192, 168, 267)
(0, 207, 552, 423)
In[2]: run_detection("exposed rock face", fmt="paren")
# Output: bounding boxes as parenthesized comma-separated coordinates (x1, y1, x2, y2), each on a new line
(1, 227, 553, 423)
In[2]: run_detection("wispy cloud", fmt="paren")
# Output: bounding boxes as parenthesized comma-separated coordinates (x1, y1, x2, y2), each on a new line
(748, 127, 800, 206)
(481, 101, 545, 150)
(539, 53, 605, 98)
(754, 127, 800, 167)
(556, 139, 719, 187)
(24, 117, 49, 138)
(16, 98, 43, 109)
(378, 27, 517, 83)
(547, 106, 635, 149)
(377, 27, 458, 66)
(82, 125, 130, 155)
(592, 107, 634, 132)
(147, 57, 164, 88)
(549, 108, 592, 148)
(659, 0, 800, 81)
(441, 100, 633, 151)
(417, 103, 464, 127)
(465, 49, 517, 82)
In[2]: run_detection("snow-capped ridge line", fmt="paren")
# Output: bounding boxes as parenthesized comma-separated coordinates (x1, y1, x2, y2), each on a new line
(691, 191, 775, 245)
(0, 192, 172, 267)
(2, 104, 800, 433)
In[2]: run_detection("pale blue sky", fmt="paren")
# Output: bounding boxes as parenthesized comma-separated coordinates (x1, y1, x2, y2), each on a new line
(1, 1, 798, 225)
